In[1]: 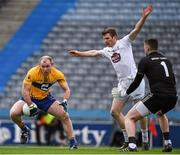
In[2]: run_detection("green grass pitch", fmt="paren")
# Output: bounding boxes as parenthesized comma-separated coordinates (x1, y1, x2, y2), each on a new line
(0, 146, 180, 154)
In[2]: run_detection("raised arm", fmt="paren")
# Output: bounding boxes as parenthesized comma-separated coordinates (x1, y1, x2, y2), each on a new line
(69, 50, 100, 57)
(129, 5, 153, 41)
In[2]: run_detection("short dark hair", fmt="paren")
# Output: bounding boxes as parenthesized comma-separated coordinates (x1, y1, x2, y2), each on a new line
(102, 27, 118, 37)
(144, 38, 158, 50)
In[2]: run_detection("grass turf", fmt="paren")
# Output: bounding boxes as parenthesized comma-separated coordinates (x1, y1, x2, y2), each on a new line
(0, 146, 180, 154)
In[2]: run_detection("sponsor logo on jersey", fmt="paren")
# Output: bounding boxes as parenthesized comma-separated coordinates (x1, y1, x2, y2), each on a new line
(41, 84, 50, 91)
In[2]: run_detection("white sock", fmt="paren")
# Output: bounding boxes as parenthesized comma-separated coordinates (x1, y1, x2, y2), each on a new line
(164, 140, 172, 145)
(141, 129, 148, 143)
(122, 129, 129, 143)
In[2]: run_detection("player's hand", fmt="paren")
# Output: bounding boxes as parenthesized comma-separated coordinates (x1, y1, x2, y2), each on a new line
(60, 99, 68, 112)
(29, 104, 39, 117)
(69, 50, 79, 56)
(142, 5, 153, 17)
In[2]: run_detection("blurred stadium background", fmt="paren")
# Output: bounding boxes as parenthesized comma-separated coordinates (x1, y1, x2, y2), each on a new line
(0, 0, 180, 149)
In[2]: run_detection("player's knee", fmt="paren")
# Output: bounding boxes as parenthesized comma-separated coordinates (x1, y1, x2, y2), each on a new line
(124, 115, 131, 122)
(110, 109, 119, 118)
(156, 110, 163, 117)
(128, 113, 138, 122)
(59, 111, 69, 121)
(9, 108, 19, 119)
(124, 115, 129, 124)
(124, 115, 137, 126)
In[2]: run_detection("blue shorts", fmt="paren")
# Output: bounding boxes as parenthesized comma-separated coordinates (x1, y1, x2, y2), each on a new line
(21, 94, 56, 111)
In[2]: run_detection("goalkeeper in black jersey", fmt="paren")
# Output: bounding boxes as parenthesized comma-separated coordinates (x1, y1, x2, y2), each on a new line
(121, 39, 177, 152)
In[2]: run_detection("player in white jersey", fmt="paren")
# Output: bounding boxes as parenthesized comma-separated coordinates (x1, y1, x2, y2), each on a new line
(69, 5, 153, 150)
(97, 35, 145, 105)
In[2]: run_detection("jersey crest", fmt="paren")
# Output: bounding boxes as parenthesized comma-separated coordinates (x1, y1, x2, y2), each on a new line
(111, 52, 121, 63)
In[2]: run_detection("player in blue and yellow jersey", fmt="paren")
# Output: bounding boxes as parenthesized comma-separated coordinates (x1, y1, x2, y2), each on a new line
(10, 56, 77, 149)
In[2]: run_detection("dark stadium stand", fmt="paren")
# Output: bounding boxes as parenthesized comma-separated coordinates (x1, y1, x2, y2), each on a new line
(0, 0, 179, 119)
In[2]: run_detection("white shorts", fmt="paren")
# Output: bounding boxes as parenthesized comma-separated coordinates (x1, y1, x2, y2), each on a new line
(112, 78, 145, 102)
(133, 101, 151, 117)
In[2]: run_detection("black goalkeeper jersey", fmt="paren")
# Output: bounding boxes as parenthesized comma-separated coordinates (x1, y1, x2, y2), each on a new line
(127, 51, 177, 95)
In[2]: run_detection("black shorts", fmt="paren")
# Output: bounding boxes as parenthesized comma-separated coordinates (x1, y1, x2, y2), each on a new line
(142, 93, 177, 114)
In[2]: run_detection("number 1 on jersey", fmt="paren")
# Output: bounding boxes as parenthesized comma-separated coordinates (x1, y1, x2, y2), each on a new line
(160, 61, 169, 77)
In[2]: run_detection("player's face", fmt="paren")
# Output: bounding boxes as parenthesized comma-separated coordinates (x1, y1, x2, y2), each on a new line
(103, 33, 117, 47)
(40, 59, 52, 74)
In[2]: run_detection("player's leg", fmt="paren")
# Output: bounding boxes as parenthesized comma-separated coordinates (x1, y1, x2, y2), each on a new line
(10, 100, 30, 144)
(111, 87, 129, 149)
(57, 120, 67, 145)
(139, 117, 149, 150)
(155, 94, 177, 152)
(157, 113, 172, 152)
(10, 100, 24, 128)
(111, 99, 125, 128)
(47, 101, 77, 149)
(122, 100, 151, 152)
(132, 79, 149, 150)
(133, 100, 149, 150)
(134, 101, 149, 150)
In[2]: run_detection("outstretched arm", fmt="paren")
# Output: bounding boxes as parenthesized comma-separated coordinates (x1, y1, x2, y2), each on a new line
(69, 50, 100, 57)
(129, 5, 153, 41)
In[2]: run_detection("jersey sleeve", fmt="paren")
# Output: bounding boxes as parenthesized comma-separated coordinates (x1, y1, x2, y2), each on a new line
(120, 35, 132, 47)
(23, 69, 35, 84)
(137, 57, 148, 75)
(96, 47, 108, 57)
(126, 73, 144, 95)
(126, 57, 147, 95)
(54, 69, 66, 85)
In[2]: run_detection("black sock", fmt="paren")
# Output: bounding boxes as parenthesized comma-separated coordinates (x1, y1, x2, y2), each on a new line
(129, 137, 136, 144)
(163, 132, 170, 140)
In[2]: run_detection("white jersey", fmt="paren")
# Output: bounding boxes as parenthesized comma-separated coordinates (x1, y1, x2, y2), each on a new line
(97, 35, 137, 80)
